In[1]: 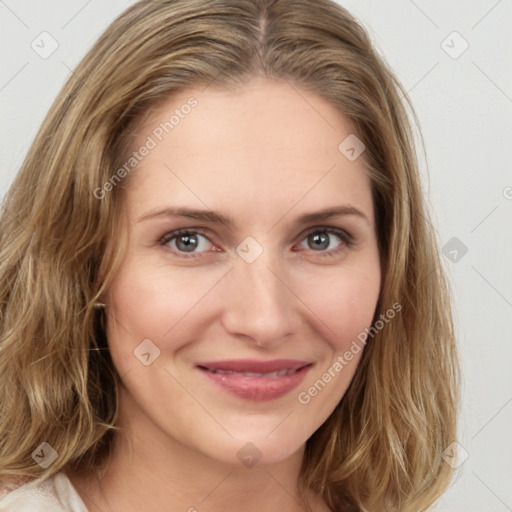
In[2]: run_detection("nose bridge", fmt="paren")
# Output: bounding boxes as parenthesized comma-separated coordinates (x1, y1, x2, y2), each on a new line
(222, 240, 300, 345)
(238, 249, 283, 304)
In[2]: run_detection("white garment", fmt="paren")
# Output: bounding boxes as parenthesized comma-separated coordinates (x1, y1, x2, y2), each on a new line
(0, 472, 88, 511)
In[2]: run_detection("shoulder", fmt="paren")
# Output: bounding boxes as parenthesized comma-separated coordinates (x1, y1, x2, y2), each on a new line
(0, 476, 30, 500)
(0, 472, 88, 511)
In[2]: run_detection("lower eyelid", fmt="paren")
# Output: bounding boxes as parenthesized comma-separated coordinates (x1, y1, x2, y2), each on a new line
(296, 231, 352, 255)
(160, 227, 354, 256)
(161, 231, 214, 252)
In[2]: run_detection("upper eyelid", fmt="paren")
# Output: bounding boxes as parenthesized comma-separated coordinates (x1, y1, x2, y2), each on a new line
(160, 225, 353, 250)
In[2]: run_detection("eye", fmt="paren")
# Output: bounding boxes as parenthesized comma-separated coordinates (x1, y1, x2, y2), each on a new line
(159, 226, 354, 259)
(159, 229, 215, 257)
(296, 227, 353, 257)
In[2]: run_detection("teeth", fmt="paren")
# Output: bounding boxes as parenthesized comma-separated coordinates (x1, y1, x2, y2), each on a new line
(212, 369, 235, 375)
(209, 368, 297, 377)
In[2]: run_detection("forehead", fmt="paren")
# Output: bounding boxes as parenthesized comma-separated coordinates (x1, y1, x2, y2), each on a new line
(123, 77, 374, 226)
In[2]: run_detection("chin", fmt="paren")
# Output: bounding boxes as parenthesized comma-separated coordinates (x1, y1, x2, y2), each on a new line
(186, 423, 311, 470)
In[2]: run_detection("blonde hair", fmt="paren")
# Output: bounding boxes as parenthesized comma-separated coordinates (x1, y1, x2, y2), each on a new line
(0, 0, 459, 510)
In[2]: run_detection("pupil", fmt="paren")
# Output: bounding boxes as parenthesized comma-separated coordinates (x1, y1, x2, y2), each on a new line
(177, 234, 198, 252)
(310, 232, 329, 250)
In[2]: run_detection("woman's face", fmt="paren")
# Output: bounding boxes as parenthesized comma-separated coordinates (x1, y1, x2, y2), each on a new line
(104, 77, 381, 467)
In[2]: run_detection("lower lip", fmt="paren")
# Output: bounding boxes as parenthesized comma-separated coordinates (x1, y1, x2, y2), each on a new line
(197, 366, 312, 401)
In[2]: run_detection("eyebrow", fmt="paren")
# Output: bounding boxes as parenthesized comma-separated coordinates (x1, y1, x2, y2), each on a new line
(136, 205, 370, 228)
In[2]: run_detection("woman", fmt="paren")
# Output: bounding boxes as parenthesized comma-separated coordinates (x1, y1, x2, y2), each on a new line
(0, 0, 459, 510)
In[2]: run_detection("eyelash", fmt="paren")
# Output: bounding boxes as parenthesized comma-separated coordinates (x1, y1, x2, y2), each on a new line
(158, 227, 354, 260)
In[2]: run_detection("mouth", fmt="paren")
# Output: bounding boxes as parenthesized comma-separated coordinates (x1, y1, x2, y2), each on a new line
(195, 359, 313, 401)
(202, 368, 300, 377)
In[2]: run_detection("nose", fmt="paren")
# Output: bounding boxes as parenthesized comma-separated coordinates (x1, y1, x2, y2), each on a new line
(220, 251, 302, 349)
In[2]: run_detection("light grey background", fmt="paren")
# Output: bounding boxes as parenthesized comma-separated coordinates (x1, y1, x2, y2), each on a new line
(1, 1, 511, 510)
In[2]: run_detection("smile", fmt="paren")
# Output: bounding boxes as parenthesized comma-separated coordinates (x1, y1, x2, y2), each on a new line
(196, 359, 313, 401)
(203, 368, 301, 377)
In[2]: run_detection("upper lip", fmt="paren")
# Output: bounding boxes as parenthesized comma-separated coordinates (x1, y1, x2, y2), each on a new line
(196, 359, 312, 373)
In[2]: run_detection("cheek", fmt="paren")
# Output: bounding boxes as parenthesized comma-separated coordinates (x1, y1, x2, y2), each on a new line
(105, 260, 226, 360)
(296, 265, 381, 352)
(106, 249, 381, 370)
(292, 267, 380, 421)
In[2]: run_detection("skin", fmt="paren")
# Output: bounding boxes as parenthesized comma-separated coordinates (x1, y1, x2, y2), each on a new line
(67, 76, 381, 511)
